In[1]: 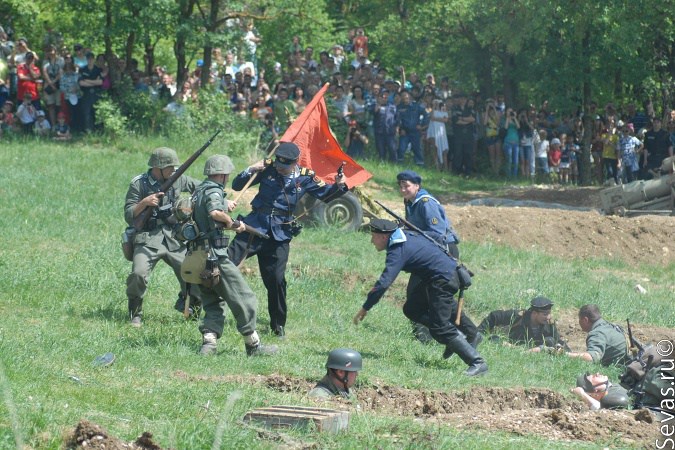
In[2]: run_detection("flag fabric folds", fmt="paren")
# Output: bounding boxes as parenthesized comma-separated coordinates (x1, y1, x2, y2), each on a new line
(280, 83, 372, 187)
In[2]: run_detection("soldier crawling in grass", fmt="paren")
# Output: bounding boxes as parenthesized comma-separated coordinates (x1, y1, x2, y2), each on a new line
(123, 147, 202, 327)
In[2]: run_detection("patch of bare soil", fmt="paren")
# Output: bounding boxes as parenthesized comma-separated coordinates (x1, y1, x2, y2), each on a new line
(65, 419, 162, 450)
(173, 371, 660, 447)
(371, 184, 674, 266)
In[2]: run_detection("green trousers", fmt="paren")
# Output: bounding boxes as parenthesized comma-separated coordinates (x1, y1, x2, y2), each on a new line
(199, 256, 258, 338)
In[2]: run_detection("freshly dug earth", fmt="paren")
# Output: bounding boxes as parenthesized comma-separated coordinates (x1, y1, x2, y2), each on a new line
(173, 371, 662, 447)
(65, 419, 162, 449)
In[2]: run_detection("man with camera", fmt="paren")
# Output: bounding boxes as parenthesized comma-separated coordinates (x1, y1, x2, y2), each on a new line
(228, 142, 348, 338)
(344, 118, 369, 159)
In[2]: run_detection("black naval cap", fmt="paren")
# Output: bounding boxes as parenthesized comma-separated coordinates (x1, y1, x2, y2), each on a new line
(530, 296, 554, 311)
(369, 218, 399, 234)
(275, 142, 300, 167)
(396, 170, 422, 185)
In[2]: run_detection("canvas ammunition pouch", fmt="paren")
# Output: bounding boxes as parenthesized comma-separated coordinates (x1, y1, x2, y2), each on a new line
(200, 254, 221, 288)
(121, 227, 136, 262)
(210, 229, 229, 249)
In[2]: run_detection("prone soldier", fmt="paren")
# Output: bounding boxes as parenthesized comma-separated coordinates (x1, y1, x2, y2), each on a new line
(478, 296, 570, 353)
(567, 304, 629, 367)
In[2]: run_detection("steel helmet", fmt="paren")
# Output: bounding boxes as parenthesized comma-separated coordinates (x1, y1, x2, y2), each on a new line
(148, 147, 180, 169)
(203, 154, 235, 175)
(326, 348, 362, 372)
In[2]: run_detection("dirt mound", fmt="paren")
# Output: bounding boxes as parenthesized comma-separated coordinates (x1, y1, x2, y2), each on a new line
(174, 371, 661, 447)
(65, 419, 162, 450)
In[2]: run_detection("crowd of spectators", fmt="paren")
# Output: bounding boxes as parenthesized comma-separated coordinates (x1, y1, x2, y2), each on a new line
(1, 22, 673, 184)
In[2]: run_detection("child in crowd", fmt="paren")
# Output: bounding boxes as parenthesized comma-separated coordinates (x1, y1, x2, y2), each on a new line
(548, 137, 562, 183)
(53, 112, 71, 141)
(16, 93, 38, 133)
(561, 134, 579, 185)
(534, 129, 550, 182)
(34, 110, 51, 137)
(0, 100, 16, 137)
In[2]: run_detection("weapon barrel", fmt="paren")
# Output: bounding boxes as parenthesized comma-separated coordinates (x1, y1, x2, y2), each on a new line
(133, 130, 222, 231)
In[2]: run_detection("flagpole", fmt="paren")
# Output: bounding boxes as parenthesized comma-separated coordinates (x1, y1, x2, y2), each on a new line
(231, 82, 332, 204)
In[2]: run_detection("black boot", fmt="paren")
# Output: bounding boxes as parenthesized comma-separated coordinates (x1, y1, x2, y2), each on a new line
(471, 332, 484, 349)
(443, 330, 468, 359)
(412, 321, 433, 344)
(446, 337, 488, 377)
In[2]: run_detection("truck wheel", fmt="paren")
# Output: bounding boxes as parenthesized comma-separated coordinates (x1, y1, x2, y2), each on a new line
(310, 192, 363, 231)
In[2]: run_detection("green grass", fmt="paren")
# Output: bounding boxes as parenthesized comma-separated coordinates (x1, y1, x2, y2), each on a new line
(0, 138, 673, 449)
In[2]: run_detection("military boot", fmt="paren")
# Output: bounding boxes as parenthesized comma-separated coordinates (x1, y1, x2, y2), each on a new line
(199, 332, 218, 356)
(446, 336, 488, 377)
(245, 342, 279, 356)
(128, 298, 143, 328)
(412, 322, 433, 344)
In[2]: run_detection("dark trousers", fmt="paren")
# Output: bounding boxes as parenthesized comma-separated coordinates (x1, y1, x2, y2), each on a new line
(375, 132, 397, 162)
(80, 92, 98, 132)
(228, 233, 290, 330)
(402, 277, 477, 345)
(398, 130, 424, 165)
(454, 132, 474, 175)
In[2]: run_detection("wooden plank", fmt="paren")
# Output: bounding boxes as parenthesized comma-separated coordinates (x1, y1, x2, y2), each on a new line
(243, 405, 349, 434)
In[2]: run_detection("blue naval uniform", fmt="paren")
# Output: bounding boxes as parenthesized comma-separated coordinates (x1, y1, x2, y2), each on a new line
(228, 162, 348, 332)
(363, 229, 478, 346)
(396, 101, 429, 165)
(405, 189, 460, 253)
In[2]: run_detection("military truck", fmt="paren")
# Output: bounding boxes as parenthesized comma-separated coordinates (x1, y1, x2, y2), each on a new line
(600, 157, 675, 217)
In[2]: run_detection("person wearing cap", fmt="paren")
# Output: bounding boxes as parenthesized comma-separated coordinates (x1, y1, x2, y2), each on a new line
(567, 304, 628, 367)
(396, 91, 429, 166)
(53, 111, 71, 141)
(477, 297, 570, 352)
(124, 147, 203, 327)
(33, 109, 51, 136)
(571, 372, 629, 410)
(309, 348, 362, 399)
(397, 169, 461, 343)
(78, 51, 102, 132)
(353, 219, 487, 377)
(189, 155, 278, 357)
(548, 137, 562, 183)
(228, 142, 348, 338)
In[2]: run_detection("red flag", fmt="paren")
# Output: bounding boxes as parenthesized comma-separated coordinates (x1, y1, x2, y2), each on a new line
(280, 83, 372, 187)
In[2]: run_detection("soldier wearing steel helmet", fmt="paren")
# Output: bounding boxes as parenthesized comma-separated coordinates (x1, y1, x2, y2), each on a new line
(191, 155, 277, 356)
(124, 147, 201, 327)
(309, 348, 362, 399)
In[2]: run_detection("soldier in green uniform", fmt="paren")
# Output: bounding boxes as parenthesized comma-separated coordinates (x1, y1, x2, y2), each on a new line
(190, 155, 277, 356)
(571, 372, 629, 410)
(477, 297, 570, 352)
(124, 147, 202, 327)
(568, 304, 628, 367)
(308, 348, 361, 399)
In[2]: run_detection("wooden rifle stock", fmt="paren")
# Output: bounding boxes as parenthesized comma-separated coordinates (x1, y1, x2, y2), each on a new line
(132, 129, 222, 232)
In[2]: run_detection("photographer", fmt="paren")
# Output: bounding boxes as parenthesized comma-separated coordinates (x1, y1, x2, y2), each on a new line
(344, 119, 369, 159)
(501, 108, 521, 178)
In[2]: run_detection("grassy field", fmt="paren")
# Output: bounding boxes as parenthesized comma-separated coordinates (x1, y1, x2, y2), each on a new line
(0, 136, 673, 449)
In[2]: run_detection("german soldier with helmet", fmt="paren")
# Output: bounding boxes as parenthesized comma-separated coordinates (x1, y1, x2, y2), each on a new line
(188, 155, 277, 356)
(309, 348, 362, 399)
(123, 147, 202, 327)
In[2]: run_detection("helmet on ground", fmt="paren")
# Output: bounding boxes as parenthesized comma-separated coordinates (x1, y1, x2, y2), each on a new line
(203, 154, 235, 175)
(148, 147, 180, 169)
(326, 348, 362, 372)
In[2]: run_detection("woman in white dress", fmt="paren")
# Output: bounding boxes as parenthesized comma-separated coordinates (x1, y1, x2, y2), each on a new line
(426, 99, 449, 170)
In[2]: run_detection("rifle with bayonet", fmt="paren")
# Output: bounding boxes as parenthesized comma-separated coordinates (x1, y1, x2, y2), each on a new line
(132, 129, 222, 232)
(374, 200, 473, 325)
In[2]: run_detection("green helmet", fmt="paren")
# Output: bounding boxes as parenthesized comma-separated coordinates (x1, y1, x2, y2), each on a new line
(326, 348, 362, 372)
(203, 155, 235, 175)
(148, 147, 180, 169)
